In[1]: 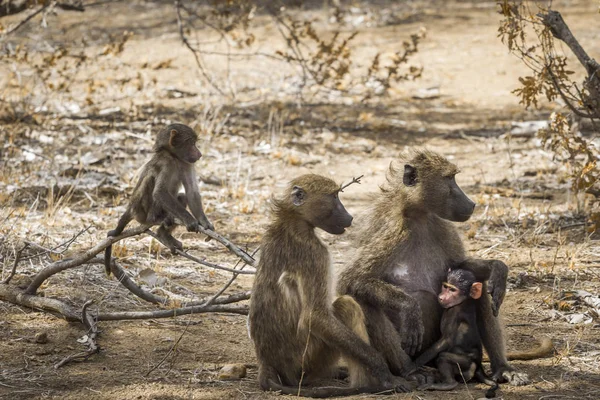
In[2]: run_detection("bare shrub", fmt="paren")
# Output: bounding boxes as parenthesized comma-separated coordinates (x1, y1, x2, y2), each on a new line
(498, 0, 600, 230)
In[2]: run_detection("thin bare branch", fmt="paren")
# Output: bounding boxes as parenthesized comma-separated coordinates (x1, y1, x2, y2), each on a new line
(175, 0, 226, 97)
(204, 247, 259, 307)
(3, 2, 50, 36)
(96, 303, 248, 321)
(145, 314, 192, 377)
(195, 228, 257, 267)
(2, 243, 28, 284)
(339, 175, 364, 192)
(145, 230, 256, 275)
(22, 226, 91, 261)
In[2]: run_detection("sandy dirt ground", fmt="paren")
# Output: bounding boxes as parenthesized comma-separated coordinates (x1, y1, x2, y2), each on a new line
(1, 1, 599, 399)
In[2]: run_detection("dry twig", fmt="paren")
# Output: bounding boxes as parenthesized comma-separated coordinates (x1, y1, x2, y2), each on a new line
(54, 300, 99, 369)
(339, 175, 364, 192)
(2, 243, 28, 284)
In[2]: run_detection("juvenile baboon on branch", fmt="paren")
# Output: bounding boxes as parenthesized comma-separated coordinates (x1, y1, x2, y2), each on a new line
(338, 150, 531, 385)
(104, 123, 214, 275)
(249, 174, 410, 398)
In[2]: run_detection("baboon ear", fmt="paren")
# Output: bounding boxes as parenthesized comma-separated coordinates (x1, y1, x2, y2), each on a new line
(169, 129, 178, 148)
(403, 164, 417, 186)
(291, 186, 306, 206)
(470, 282, 483, 300)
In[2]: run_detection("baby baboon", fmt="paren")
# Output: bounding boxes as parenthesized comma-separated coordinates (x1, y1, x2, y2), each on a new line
(414, 268, 498, 397)
(249, 174, 410, 398)
(338, 150, 530, 385)
(104, 123, 214, 275)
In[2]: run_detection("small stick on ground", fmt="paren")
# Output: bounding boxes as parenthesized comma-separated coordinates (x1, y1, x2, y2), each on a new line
(54, 300, 100, 369)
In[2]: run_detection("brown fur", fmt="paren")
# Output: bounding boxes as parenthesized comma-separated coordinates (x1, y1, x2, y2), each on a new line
(415, 269, 498, 395)
(104, 123, 213, 275)
(248, 174, 410, 398)
(338, 150, 532, 386)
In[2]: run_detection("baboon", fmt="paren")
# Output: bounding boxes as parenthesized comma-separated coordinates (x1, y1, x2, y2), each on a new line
(338, 150, 531, 386)
(104, 123, 214, 275)
(248, 174, 411, 398)
(414, 268, 498, 397)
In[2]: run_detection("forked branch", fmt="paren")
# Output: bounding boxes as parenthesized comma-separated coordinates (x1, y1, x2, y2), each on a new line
(339, 175, 364, 192)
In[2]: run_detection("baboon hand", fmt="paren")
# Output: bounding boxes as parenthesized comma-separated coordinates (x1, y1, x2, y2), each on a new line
(488, 262, 508, 316)
(493, 365, 529, 386)
(186, 220, 201, 233)
(199, 218, 214, 232)
(383, 376, 415, 393)
(406, 365, 437, 386)
(398, 300, 424, 356)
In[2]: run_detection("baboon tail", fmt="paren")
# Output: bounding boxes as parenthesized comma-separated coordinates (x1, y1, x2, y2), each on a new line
(104, 245, 112, 276)
(506, 337, 554, 361)
(474, 364, 499, 398)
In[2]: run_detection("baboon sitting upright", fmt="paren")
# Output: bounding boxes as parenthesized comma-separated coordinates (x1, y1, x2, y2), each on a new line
(249, 174, 410, 398)
(338, 150, 530, 385)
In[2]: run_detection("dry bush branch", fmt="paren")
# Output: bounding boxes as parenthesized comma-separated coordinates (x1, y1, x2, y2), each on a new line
(175, 0, 228, 98)
(1, 243, 27, 284)
(1, 1, 85, 36)
(173, 1, 423, 101)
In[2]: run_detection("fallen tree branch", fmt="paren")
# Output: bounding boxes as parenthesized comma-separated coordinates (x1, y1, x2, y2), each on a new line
(25, 224, 152, 295)
(0, 283, 80, 321)
(109, 258, 168, 305)
(96, 303, 248, 321)
(54, 300, 99, 369)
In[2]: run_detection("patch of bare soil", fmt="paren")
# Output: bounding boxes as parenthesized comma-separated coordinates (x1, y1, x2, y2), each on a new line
(1, 1, 599, 399)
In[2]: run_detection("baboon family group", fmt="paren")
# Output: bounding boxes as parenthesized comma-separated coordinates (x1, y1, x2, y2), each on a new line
(106, 123, 552, 397)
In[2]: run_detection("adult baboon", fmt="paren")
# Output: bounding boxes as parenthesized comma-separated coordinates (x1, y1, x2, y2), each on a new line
(249, 174, 410, 397)
(338, 150, 529, 385)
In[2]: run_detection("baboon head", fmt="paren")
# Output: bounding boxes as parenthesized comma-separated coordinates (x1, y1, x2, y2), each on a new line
(391, 150, 475, 222)
(438, 269, 482, 308)
(154, 123, 202, 164)
(274, 174, 353, 234)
